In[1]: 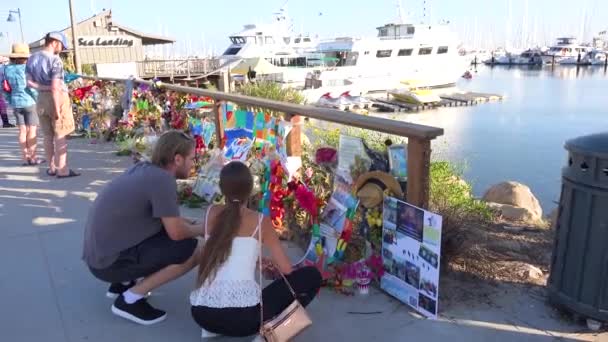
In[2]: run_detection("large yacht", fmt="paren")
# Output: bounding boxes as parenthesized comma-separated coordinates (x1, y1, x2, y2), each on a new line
(542, 37, 591, 65)
(219, 3, 467, 97)
(219, 6, 319, 66)
(218, 5, 328, 83)
(303, 21, 468, 95)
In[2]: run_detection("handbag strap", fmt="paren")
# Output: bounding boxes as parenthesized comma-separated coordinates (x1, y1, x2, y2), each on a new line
(258, 216, 298, 331)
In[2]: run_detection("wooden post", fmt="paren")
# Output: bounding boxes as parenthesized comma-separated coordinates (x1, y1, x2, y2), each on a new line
(213, 101, 225, 149)
(406, 138, 432, 209)
(218, 72, 230, 92)
(285, 114, 302, 157)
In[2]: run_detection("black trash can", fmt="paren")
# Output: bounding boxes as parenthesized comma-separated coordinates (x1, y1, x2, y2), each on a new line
(548, 132, 608, 322)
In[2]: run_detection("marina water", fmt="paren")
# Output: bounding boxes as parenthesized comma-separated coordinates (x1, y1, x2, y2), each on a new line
(385, 65, 608, 213)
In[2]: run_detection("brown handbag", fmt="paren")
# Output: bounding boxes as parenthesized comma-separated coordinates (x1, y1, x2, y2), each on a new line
(258, 224, 312, 342)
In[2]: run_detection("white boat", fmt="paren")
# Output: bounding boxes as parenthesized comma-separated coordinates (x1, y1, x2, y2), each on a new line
(483, 48, 508, 65)
(219, 4, 325, 83)
(220, 2, 466, 94)
(542, 37, 591, 64)
(511, 49, 543, 65)
(582, 50, 607, 66)
(303, 20, 468, 94)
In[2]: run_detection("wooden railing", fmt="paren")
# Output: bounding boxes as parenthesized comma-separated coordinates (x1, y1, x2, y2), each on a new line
(136, 58, 221, 78)
(88, 76, 444, 209)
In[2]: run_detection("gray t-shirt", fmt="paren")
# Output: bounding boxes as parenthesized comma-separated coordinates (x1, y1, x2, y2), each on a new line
(25, 50, 66, 91)
(82, 162, 180, 269)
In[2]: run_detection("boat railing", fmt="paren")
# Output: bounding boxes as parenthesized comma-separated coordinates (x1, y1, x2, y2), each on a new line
(83, 75, 444, 209)
(136, 58, 222, 79)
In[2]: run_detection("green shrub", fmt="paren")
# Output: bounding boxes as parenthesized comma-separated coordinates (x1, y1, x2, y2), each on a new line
(239, 81, 305, 104)
(429, 161, 494, 260)
(305, 123, 405, 151)
(81, 63, 96, 76)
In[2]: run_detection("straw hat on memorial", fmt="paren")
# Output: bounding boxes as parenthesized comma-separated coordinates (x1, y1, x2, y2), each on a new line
(354, 171, 404, 208)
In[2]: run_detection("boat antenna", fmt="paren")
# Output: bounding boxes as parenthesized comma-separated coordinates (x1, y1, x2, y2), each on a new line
(422, 0, 433, 25)
(396, 0, 407, 24)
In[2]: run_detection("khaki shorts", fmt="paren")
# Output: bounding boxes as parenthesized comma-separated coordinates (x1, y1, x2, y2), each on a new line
(37, 92, 75, 138)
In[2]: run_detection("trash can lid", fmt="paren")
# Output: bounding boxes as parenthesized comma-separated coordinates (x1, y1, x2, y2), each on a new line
(565, 132, 608, 158)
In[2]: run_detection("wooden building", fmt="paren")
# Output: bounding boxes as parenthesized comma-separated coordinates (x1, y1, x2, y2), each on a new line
(28, 10, 174, 76)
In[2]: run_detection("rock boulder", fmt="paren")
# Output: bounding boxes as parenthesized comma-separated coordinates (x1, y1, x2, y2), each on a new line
(483, 181, 543, 223)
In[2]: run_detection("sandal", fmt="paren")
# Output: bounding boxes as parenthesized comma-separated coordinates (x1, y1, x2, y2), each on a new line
(57, 169, 81, 178)
(46, 169, 57, 176)
(28, 158, 46, 166)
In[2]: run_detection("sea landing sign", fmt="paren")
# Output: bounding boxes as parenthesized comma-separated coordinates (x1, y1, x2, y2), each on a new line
(77, 36, 134, 48)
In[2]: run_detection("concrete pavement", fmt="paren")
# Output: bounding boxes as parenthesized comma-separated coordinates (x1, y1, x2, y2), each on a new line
(0, 127, 600, 342)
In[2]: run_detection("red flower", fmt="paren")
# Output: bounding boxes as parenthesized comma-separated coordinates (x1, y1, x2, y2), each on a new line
(295, 185, 318, 218)
(365, 255, 385, 280)
(315, 147, 337, 165)
(194, 135, 205, 153)
(287, 180, 298, 192)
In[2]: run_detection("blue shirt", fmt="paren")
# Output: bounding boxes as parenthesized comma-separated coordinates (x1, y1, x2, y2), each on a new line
(25, 50, 67, 92)
(1, 64, 37, 108)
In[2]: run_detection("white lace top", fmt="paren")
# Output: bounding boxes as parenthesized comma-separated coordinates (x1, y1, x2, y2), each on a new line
(190, 206, 262, 308)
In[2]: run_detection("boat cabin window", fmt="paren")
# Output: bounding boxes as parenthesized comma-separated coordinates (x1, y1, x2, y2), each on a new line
(378, 28, 388, 37)
(407, 26, 415, 34)
(437, 46, 449, 54)
(321, 51, 359, 66)
(230, 37, 246, 44)
(364, 51, 370, 55)
(223, 47, 242, 56)
(303, 38, 311, 43)
(398, 49, 413, 56)
(283, 37, 291, 44)
(376, 50, 392, 58)
(295, 38, 301, 44)
(557, 38, 576, 45)
(342, 51, 359, 66)
(418, 47, 433, 55)
(269, 57, 308, 67)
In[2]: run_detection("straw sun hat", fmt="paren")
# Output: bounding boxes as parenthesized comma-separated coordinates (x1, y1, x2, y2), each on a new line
(354, 171, 404, 209)
(7, 43, 30, 58)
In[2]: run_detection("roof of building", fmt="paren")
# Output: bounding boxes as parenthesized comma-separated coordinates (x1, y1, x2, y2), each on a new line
(28, 10, 175, 49)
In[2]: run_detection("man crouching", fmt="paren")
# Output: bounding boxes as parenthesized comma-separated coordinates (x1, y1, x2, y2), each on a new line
(82, 130, 203, 325)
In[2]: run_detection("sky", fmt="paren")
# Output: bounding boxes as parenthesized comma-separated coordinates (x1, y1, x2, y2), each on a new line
(1, 0, 606, 56)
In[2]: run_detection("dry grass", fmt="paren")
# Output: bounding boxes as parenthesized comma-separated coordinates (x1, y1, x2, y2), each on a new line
(445, 219, 554, 286)
(437, 219, 555, 309)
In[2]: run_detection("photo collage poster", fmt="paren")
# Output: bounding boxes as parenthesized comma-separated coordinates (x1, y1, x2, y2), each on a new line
(296, 135, 361, 270)
(380, 197, 442, 319)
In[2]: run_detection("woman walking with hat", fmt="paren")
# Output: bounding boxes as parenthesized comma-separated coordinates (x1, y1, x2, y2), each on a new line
(1, 43, 42, 165)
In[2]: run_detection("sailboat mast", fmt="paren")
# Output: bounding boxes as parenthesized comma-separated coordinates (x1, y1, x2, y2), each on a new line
(522, 0, 529, 49)
(506, 0, 513, 51)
